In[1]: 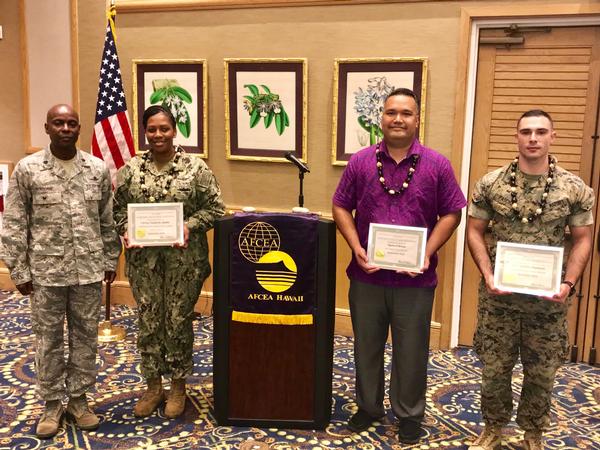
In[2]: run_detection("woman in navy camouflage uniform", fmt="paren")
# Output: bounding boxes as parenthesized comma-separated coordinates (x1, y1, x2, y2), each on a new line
(114, 105, 225, 419)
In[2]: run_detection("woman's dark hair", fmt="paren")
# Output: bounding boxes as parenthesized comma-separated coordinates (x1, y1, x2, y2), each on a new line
(142, 105, 176, 129)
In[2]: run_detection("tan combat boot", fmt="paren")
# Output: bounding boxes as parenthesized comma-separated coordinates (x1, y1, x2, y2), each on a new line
(36, 400, 64, 438)
(523, 430, 544, 450)
(133, 378, 165, 417)
(66, 395, 100, 431)
(164, 378, 186, 418)
(466, 426, 502, 450)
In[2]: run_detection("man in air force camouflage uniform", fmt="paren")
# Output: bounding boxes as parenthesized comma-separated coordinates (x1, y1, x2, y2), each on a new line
(466, 110, 594, 450)
(0, 104, 121, 438)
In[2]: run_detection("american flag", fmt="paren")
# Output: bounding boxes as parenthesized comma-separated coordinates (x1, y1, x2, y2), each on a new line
(91, 6, 135, 186)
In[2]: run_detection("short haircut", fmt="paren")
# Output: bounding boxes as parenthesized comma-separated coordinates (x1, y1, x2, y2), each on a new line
(142, 105, 176, 129)
(517, 109, 554, 129)
(385, 87, 420, 114)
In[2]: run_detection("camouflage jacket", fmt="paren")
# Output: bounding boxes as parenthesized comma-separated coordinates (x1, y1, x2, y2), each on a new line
(469, 161, 594, 261)
(113, 149, 225, 278)
(0, 147, 121, 286)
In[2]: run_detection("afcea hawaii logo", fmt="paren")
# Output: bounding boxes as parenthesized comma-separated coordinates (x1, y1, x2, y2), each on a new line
(237, 221, 297, 293)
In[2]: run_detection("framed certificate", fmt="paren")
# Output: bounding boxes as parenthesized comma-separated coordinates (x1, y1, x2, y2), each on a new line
(494, 241, 564, 297)
(127, 203, 184, 247)
(367, 223, 427, 272)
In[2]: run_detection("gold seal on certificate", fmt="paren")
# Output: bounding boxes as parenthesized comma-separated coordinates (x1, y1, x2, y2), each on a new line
(494, 241, 564, 297)
(127, 203, 184, 247)
(367, 223, 427, 272)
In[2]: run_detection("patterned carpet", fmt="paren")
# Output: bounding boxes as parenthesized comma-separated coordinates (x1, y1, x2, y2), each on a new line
(0, 289, 598, 450)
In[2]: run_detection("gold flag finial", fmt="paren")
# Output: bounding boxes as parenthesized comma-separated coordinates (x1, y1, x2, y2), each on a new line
(106, 1, 117, 40)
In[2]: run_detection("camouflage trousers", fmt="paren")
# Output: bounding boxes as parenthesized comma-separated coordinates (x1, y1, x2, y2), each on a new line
(30, 282, 102, 401)
(473, 282, 569, 432)
(128, 254, 204, 380)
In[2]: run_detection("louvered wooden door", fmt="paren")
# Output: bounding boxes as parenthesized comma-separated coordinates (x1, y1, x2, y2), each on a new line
(458, 27, 600, 361)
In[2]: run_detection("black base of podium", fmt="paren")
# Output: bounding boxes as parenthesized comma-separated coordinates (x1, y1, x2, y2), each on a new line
(216, 419, 325, 430)
(213, 216, 336, 430)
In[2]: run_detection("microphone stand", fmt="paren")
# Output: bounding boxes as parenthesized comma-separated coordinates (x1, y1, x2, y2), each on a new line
(297, 169, 306, 208)
(284, 152, 309, 208)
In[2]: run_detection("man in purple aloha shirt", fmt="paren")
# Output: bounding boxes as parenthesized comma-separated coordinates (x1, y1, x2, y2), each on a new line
(332, 88, 466, 444)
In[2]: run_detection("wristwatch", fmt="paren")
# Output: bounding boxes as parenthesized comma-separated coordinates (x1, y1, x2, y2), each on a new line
(561, 280, 576, 297)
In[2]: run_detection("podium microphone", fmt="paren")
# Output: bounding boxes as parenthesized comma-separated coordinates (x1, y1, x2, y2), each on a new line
(285, 152, 309, 208)
(285, 152, 310, 173)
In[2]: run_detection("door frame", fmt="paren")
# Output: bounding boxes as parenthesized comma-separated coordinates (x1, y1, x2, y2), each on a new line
(450, 4, 600, 347)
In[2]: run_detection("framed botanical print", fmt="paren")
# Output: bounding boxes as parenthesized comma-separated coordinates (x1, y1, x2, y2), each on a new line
(133, 59, 208, 157)
(332, 57, 428, 165)
(224, 58, 307, 163)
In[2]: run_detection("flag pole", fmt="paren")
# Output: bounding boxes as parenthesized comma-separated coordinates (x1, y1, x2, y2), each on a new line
(96, 0, 128, 343)
(98, 279, 126, 342)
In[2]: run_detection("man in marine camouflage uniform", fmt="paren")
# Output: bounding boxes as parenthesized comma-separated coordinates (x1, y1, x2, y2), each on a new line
(1, 104, 121, 438)
(466, 110, 594, 450)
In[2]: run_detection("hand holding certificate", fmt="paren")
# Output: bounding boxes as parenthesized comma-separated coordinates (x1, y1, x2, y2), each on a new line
(127, 203, 185, 247)
(493, 241, 564, 297)
(367, 223, 427, 272)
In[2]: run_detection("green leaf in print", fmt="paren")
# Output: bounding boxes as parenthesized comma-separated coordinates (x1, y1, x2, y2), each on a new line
(176, 109, 191, 138)
(265, 112, 275, 128)
(358, 115, 372, 133)
(274, 113, 284, 135)
(249, 108, 261, 128)
(150, 88, 167, 104)
(283, 109, 289, 127)
(172, 86, 192, 103)
(244, 84, 259, 96)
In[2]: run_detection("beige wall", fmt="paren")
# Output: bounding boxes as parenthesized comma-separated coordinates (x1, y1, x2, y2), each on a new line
(23, 0, 73, 149)
(0, 0, 24, 163)
(77, 1, 462, 214)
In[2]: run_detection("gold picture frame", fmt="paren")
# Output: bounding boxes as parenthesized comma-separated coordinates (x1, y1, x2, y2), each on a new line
(132, 59, 208, 158)
(224, 58, 308, 163)
(331, 57, 428, 166)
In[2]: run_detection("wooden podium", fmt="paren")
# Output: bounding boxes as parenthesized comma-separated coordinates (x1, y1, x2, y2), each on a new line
(213, 213, 336, 429)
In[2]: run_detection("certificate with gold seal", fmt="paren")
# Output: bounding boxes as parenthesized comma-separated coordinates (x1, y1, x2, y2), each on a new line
(494, 241, 564, 297)
(367, 223, 427, 272)
(127, 203, 184, 247)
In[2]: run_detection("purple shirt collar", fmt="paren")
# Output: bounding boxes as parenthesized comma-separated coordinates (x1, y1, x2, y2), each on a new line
(379, 139, 420, 162)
